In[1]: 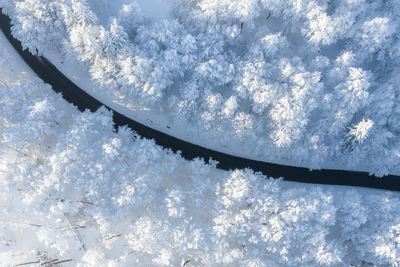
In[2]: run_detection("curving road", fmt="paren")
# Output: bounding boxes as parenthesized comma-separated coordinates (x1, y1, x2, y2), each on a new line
(1, 11, 399, 191)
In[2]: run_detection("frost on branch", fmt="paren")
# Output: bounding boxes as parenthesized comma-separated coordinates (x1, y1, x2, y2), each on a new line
(345, 119, 374, 149)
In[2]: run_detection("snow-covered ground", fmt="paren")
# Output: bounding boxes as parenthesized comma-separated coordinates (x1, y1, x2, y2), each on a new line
(2, 0, 400, 176)
(86, 0, 173, 24)
(1, 29, 400, 266)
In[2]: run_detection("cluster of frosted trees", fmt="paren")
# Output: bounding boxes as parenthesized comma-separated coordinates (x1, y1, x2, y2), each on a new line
(1, 42, 400, 266)
(1, 0, 400, 175)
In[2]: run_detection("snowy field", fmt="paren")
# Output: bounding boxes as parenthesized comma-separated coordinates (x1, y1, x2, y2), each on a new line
(1, 27, 400, 266)
(2, 0, 400, 176)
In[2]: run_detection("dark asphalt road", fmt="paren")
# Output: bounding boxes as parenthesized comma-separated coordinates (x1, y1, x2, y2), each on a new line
(1, 11, 399, 191)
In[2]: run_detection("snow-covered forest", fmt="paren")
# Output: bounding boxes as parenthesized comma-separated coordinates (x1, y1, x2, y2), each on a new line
(2, 0, 400, 175)
(2, 0, 400, 266)
(1, 32, 400, 266)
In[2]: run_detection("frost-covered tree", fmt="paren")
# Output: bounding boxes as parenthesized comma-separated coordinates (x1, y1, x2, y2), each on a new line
(1, 0, 65, 54)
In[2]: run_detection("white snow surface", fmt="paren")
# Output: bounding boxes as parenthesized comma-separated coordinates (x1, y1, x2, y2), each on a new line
(134, 0, 173, 20)
(1, 31, 400, 267)
(87, 0, 174, 23)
